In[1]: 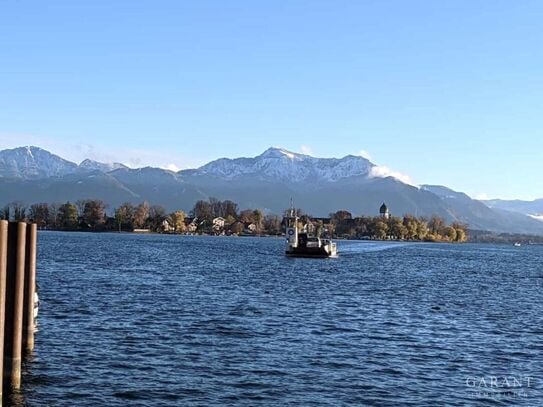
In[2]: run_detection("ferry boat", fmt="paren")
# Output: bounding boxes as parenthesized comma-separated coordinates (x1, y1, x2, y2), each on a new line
(284, 209, 337, 258)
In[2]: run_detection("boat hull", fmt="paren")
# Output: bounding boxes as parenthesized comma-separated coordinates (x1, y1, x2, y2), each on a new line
(285, 247, 337, 258)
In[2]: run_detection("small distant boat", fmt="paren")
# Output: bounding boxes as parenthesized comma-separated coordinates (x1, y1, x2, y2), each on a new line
(513, 242, 521, 247)
(283, 208, 337, 258)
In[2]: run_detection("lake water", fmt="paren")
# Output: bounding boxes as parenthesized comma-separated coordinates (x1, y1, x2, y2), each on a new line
(15, 233, 543, 406)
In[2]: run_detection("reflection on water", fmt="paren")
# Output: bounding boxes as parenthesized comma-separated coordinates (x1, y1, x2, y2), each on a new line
(18, 233, 543, 406)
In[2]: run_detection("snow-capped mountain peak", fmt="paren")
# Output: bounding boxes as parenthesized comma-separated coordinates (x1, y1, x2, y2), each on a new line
(258, 147, 303, 160)
(79, 159, 127, 172)
(0, 146, 78, 179)
(191, 147, 375, 183)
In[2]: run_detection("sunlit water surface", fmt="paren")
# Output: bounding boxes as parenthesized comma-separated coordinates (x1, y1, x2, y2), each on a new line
(16, 233, 543, 406)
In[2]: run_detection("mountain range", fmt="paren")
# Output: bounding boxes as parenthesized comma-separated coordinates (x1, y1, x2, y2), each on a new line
(482, 199, 543, 221)
(1, 146, 542, 235)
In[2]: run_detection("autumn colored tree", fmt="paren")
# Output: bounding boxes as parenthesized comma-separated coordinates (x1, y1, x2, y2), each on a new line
(115, 202, 135, 231)
(402, 215, 418, 240)
(239, 209, 254, 224)
(133, 202, 150, 228)
(252, 209, 264, 233)
(83, 200, 106, 227)
(388, 216, 408, 240)
(428, 215, 445, 235)
(230, 221, 244, 235)
(169, 210, 186, 232)
(373, 221, 389, 240)
(451, 222, 468, 242)
(443, 226, 457, 241)
(224, 215, 236, 226)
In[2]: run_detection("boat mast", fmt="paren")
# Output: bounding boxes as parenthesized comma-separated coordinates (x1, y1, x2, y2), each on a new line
(286, 197, 298, 248)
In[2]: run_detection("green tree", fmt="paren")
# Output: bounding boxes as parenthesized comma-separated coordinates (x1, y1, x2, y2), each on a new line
(58, 202, 78, 229)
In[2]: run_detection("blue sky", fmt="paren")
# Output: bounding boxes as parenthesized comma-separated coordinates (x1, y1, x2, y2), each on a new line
(1, 1, 542, 200)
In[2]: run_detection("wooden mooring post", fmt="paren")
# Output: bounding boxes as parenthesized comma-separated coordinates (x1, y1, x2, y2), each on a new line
(0, 221, 38, 404)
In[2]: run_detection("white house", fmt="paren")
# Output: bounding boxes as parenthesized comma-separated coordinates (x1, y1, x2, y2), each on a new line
(212, 217, 225, 232)
(162, 219, 174, 232)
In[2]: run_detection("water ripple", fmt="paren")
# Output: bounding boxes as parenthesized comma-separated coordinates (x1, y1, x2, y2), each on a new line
(15, 234, 543, 406)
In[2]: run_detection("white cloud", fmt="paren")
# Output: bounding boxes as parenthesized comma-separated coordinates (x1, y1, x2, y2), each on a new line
(473, 193, 490, 200)
(369, 165, 417, 187)
(358, 150, 372, 160)
(164, 163, 181, 172)
(300, 145, 313, 155)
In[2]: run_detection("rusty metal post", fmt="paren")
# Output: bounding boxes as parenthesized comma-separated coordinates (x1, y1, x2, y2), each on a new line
(23, 223, 37, 352)
(0, 221, 8, 404)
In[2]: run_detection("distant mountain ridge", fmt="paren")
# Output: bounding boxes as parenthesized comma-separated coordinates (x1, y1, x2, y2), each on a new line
(0, 146, 127, 179)
(79, 159, 128, 173)
(0, 146, 77, 179)
(194, 147, 374, 183)
(482, 198, 543, 220)
(1, 145, 543, 235)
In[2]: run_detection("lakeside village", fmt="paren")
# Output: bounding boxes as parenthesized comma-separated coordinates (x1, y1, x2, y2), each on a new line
(1, 198, 468, 242)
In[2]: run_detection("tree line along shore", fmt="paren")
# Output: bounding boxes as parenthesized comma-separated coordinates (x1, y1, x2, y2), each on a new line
(0, 198, 469, 242)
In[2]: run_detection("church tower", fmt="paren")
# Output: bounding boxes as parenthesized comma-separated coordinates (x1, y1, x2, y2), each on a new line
(379, 202, 390, 219)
